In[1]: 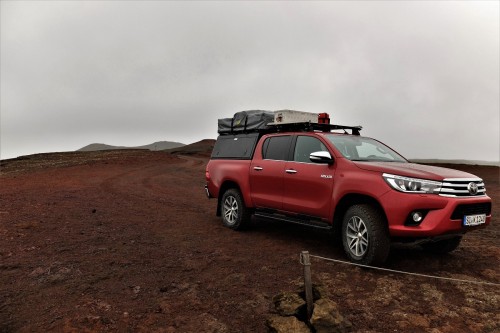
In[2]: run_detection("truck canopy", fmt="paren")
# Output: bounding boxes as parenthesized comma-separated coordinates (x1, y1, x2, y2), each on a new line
(210, 132, 260, 160)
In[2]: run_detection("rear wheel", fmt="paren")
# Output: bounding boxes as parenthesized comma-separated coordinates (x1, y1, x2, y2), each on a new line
(342, 204, 390, 265)
(422, 236, 462, 254)
(220, 188, 251, 230)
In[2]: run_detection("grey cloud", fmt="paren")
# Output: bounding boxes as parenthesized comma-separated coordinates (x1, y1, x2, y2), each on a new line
(1, 1, 498, 161)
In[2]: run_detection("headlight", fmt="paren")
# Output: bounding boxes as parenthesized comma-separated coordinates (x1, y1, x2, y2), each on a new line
(383, 173, 442, 194)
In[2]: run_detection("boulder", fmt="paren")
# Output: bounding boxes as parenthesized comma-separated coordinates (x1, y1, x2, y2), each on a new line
(272, 292, 306, 316)
(266, 315, 310, 333)
(310, 298, 352, 333)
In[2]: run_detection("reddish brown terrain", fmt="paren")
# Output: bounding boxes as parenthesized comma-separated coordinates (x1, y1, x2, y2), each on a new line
(1, 143, 498, 332)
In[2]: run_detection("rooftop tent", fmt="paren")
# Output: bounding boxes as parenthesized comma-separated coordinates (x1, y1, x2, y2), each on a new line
(217, 110, 274, 134)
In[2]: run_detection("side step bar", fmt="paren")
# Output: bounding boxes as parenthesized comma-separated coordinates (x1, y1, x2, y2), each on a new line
(254, 210, 332, 230)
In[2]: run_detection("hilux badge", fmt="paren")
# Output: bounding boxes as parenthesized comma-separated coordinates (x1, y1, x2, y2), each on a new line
(321, 175, 333, 179)
(467, 182, 478, 195)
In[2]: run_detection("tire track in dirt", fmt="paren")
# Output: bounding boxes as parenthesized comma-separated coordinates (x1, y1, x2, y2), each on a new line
(97, 155, 209, 217)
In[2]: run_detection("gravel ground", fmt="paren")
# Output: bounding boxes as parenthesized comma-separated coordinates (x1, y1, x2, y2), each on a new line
(1, 149, 498, 332)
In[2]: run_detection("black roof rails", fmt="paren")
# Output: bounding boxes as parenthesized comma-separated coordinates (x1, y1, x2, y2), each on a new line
(218, 122, 362, 136)
(269, 122, 362, 135)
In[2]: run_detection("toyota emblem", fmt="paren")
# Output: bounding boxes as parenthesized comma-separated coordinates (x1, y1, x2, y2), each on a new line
(467, 182, 478, 195)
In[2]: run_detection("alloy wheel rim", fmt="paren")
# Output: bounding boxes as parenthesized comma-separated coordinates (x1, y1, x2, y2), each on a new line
(223, 196, 238, 225)
(346, 216, 369, 257)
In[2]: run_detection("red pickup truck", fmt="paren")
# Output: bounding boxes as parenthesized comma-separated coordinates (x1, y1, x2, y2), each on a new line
(205, 111, 492, 264)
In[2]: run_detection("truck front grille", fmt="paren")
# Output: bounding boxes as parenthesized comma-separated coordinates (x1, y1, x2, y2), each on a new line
(439, 178, 486, 197)
(451, 203, 492, 220)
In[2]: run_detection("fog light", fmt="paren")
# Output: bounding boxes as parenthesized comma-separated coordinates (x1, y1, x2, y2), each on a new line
(412, 211, 423, 222)
(405, 210, 428, 226)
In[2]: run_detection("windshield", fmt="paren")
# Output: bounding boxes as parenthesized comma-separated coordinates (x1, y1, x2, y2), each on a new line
(326, 135, 407, 162)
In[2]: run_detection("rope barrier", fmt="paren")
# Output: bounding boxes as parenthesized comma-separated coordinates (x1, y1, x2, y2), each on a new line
(302, 253, 500, 287)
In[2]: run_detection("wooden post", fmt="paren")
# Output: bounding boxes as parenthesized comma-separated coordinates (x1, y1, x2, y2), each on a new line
(301, 251, 314, 320)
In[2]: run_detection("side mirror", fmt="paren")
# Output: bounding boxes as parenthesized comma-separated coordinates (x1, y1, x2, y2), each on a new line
(310, 151, 334, 165)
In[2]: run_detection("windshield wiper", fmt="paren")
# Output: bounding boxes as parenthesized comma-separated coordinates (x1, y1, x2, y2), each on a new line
(351, 159, 404, 163)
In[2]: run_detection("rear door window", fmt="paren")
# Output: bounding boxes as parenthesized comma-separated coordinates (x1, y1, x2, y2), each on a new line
(211, 133, 260, 159)
(262, 136, 292, 161)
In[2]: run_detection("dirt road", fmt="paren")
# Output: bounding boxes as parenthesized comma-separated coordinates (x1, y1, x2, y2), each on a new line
(1, 150, 498, 332)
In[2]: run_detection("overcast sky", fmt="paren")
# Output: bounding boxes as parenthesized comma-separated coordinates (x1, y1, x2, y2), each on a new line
(1, 1, 499, 162)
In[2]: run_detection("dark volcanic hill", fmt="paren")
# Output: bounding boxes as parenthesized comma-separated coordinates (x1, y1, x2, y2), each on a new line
(78, 141, 185, 152)
(164, 139, 215, 157)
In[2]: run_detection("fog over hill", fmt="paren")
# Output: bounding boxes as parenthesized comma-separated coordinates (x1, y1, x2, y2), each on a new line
(78, 141, 184, 152)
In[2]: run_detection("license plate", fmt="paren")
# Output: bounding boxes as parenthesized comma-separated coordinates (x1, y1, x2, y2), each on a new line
(463, 214, 486, 226)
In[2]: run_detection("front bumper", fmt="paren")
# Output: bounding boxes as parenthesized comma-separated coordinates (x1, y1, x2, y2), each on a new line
(381, 191, 492, 237)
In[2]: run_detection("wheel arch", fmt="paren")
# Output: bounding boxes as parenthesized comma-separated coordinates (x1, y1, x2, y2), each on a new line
(216, 181, 241, 216)
(333, 193, 388, 236)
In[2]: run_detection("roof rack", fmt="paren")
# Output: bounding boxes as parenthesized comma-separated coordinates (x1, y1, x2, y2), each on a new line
(217, 110, 362, 136)
(218, 122, 362, 136)
(269, 122, 362, 135)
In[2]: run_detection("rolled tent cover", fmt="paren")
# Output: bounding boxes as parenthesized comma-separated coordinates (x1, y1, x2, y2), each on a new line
(217, 118, 233, 133)
(217, 110, 274, 134)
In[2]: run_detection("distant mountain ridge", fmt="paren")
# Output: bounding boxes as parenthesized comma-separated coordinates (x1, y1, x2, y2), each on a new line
(78, 141, 185, 152)
(409, 159, 499, 167)
(76, 141, 498, 166)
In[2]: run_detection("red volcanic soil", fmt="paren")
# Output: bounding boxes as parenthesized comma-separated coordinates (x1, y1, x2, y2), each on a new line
(0, 147, 498, 332)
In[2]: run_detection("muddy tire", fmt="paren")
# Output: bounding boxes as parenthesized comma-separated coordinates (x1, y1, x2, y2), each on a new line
(220, 188, 251, 230)
(342, 204, 390, 265)
(422, 236, 462, 254)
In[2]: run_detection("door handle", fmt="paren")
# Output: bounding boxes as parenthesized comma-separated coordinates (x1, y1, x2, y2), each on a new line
(253, 166, 263, 171)
(285, 169, 297, 174)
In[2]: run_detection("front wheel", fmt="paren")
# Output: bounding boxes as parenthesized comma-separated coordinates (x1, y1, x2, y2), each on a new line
(342, 204, 390, 265)
(220, 188, 251, 230)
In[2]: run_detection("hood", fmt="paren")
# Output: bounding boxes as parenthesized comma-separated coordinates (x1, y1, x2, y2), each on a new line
(352, 161, 480, 180)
